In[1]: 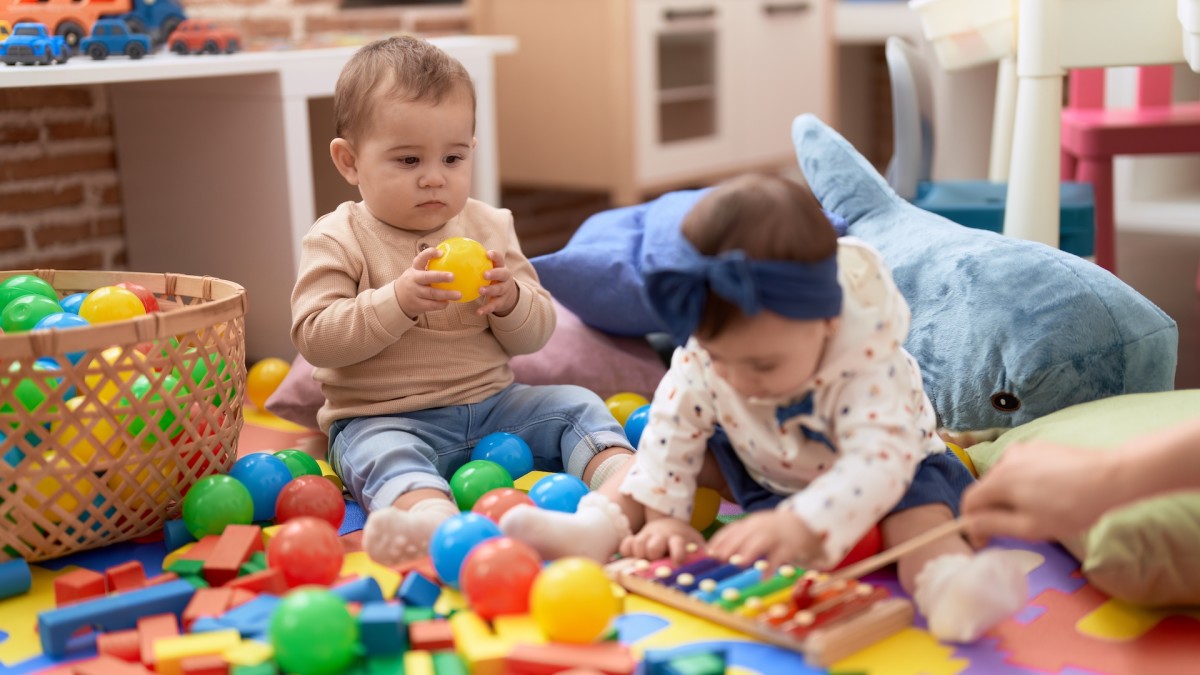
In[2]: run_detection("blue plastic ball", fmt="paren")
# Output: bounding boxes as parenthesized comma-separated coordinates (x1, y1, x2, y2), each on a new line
(59, 293, 88, 315)
(529, 473, 590, 514)
(429, 512, 502, 587)
(471, 432, 534, 480)
(229, 453, 295, 522)
(623, 404, 651, 448)
(34, 312, 89, 365)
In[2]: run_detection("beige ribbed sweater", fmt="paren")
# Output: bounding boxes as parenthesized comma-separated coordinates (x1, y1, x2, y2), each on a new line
(290, 200, 556, 432)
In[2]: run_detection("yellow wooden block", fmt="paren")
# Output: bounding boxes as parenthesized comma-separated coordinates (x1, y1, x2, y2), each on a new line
(404, 650, 436, 675)
(223, 639, 274, 667)
(434, 587, 468, 617)
(341, 551, 402, 598)
(513, 470, 552, 493)
(262, 524, 282, 544)
(317, 459, 344, 491)
(492, 614, 546, 645)
(449, 611, 510, 675)
(154, 629, 242, 675)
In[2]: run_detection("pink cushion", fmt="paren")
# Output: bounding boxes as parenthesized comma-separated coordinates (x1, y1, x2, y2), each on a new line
(266, 299, 667, 430)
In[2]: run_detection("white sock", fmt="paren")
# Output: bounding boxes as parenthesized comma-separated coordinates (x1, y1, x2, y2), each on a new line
(500, 492, 631, 563)
(588, 453, 634, 490)
(362, 498, 459, 567)
(913, 549, 1029, 643)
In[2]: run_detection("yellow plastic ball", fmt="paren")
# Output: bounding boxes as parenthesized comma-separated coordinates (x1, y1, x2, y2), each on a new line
(530, 557, 621, 643)
(690, 486, 722, 531)
(83, 346, 148, 403)
(79, 286, 147, 324)
(52, 396, 123, 463)
(426, 237, 493, 303)
(605, 392, 650, 426)
(247, 357, 291, 411)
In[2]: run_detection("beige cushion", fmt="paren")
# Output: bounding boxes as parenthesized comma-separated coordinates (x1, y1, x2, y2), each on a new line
(967, 390, 1200, 607)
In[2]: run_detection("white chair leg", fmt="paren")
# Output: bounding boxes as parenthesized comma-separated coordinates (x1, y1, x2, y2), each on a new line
(989, 56, 1018, 182)
(1004, 73, 1064, 248)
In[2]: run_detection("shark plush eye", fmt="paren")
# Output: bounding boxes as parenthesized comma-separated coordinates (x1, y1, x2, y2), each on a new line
(990, 392, 1021, 412)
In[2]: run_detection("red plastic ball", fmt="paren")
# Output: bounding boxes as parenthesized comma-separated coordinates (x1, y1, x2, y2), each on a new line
(459, 537, 542, 620)
(115, 282, 160, 313)
(267, 516, 344, 588)
(471, 487, 534, 524)
(275, 475, 346, 529)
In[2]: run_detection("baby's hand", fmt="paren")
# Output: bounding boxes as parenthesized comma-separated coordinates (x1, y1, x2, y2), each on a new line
(619, 516, 705, 564)
(477, 250, 519, 317)
(708, 510, 820, 573)
(394, 246, 461, 319)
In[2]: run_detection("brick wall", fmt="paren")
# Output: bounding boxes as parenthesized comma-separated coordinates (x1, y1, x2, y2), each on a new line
(0, 2, 468, 274)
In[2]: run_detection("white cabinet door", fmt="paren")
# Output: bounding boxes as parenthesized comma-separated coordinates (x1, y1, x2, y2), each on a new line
(632, 0, 740, 184)
(727, 0, 832, 166)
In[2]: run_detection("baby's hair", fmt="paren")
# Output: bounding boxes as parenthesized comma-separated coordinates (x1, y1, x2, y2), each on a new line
(681, 173, 839, 340)
(333, 35, 477, 140)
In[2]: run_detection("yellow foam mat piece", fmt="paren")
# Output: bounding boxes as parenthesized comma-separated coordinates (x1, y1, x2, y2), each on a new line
(623, 594, 752, 656)
(1073, 598, 1200, 641)
(341, 551, 402, 599)
(513, 471, 552, 493)
(0, 565, 65, 665)
(832, 627, 968, 675)
(244, 407, 313, 432)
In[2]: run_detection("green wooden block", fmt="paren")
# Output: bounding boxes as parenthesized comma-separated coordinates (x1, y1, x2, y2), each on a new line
(180, 574, 209, 589)
(250, 550, 267, 567)
(366, 654, 406, 675)
(404, 605, 436, 624)
(166, 558, 205, 576)
(232, 663, 279, 675)
(664, 652, 726, 675)
(431, 651, 467, 675)
(239, 559, 266, 575)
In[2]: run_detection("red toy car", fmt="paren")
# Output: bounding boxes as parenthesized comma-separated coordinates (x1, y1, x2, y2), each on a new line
(166, 19, 240, 55)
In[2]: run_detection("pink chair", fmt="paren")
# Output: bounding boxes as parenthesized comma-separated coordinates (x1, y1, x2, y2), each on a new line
(1061, 65, 1200, 273)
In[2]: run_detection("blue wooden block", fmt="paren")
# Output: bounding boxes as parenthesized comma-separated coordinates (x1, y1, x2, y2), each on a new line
(358, 602, 407, 655)
(163, 518, 197, 553)
(398, 571, 440, 607)
(189, 616, 226, 633)
(216, 595, 280, 637)
(0, 559, 32, 600)
(38, 579, 195, 657)
(331, 577, 384, 604)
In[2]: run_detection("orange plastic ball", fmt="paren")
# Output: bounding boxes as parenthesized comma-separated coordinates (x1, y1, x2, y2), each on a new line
(80, 286, 146, 324)
(426, 237, 492, 303)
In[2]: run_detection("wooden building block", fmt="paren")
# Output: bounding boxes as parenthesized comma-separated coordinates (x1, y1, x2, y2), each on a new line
(104, 561, 147, 593)
(54, 569, 106, 607)
(72, 654, 154, 675)
(138, 613, 181, 667)
(153, 629, 241, 675)
(204, 525, 263, 587)
(409, 619, 455, 651)
(179, 653, 230, 675)
(96, 628, 140, 662)
(403, 651, 436, 675)
(223, 569, 286, 596)
(506, 643, 635, 675)
(183, 588, 234, 632)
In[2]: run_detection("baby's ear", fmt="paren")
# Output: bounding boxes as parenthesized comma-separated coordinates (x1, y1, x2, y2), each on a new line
(330, 138, 360, 185)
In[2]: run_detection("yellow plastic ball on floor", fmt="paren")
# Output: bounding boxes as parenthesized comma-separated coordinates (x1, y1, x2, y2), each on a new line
(426, 237, 493, 303)
(247, 357, 291, 411)
(530, 557, 621, 643)
(605, 392, 649, 426)
(690, 486, 722, 531)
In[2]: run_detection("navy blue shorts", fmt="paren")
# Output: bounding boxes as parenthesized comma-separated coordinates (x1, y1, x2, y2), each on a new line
(708, 427, 974, 516)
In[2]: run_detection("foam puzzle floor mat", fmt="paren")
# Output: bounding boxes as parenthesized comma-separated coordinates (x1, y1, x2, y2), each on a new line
(3, 410, 1199, 675)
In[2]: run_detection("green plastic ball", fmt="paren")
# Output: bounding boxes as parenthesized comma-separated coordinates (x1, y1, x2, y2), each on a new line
(1, 295, 63, 333)
(0, 275, 58, 315)
(118, 374, 187, 445)
(274, 449, 322, 478)
(270, 589, 358, 675)
(0, 361, 61, 417)
(172, 349, 233, 406)
(450, 459, 514, 511)
(181, 474, 254, 539)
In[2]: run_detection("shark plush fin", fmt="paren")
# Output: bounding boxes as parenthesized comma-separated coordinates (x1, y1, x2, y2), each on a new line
(791, 114, 898, 225)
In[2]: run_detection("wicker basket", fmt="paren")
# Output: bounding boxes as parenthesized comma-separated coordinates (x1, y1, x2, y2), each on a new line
(0, 270, 248, 562)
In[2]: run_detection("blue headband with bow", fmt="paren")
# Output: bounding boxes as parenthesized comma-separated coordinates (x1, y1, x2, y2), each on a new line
(645, 243, 842, 346)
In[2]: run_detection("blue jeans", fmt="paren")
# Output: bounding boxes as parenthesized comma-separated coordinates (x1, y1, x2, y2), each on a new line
(327, 383, 633, 511)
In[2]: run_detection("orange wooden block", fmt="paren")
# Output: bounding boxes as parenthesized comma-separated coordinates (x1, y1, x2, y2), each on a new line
(179, 654, 229, 675)
(183, 588, 234, 632)
(145, 572, 180, 587)
(203, 525, 263, 587)
(409, 619, 456, 651)
(506, 643, 635, 675)
(227, 588, 257, 610)
(54, 569, 106, 607)
(73, 654, 154, 675)
(105, 561, 147, 593)
(137, 613, 180, 667)
(96, 628, 141, 662)
(223, 568, 287, 595)
(180, 536, 221, 561)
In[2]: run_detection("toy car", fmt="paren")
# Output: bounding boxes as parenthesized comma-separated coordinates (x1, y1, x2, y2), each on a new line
(80, 18, 150, 59)
(166, 19, 240, 55)
(0, 22, 70, 65)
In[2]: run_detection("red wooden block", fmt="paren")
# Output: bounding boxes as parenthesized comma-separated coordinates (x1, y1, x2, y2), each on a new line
(227, 588, 257, 610)
(183, 588, 234, 632)
(393, 556, 440, 584)
(179, 654, 230, 675)
(180, 535, 221, 561)
(54, 569, 106, 607)
(136, 613, 180, 667)
(144, 572, 180, 587)
(409, 619, 456, 651)
(203, 525, 263, 587)
(96, 628, 141, 662)
(506, 643, 636, 675)
(104, 561, 147, 593)
(73, 654, 154, 675)
(224, 568, 287, 596)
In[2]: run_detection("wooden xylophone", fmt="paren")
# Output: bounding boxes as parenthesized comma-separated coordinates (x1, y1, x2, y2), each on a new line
(607, 548, 914, 667)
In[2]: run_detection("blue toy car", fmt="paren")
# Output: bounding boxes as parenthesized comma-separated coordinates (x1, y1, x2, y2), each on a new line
(80, 18, 151, 59)
(0, 22, 70, 66)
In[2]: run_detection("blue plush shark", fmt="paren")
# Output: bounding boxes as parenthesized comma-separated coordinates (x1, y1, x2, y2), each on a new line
(791, 114, 1178, 432)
